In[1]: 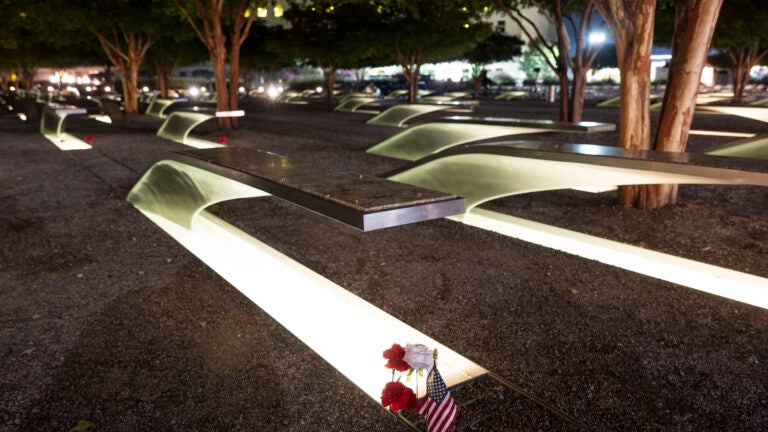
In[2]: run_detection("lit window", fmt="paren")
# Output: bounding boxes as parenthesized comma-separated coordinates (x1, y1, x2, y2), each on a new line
(273, 3, 283, 17)
(257, 7, 268, 17)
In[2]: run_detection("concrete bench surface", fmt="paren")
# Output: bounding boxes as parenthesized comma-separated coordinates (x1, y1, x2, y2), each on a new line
(130, 147, 465, 231)
(334, 97, 379, 112)
(127, 149, 485, 403)
(366, 103, 456, 127)
(367, 121, 551, 161)
(705, 133, 768, 160)
(40, 105, 91, 150)
(385, 141, 768, 211)
(431, 115, 616, 132)
(156, 110, 243, 149)
(697, 105, 768, 124)
(145, 98, 188, 118)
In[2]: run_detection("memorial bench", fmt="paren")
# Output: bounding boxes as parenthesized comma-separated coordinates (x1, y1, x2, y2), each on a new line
(367, 116, 615, 161)
(145, 97, 189, 118)
(384, 140, 768, 309)
(126, 147, 490, 409)
(94, 98, 125, 123)
(40, 105, 91, 150)
(366, 102, 477, 127)
(156, 110, 245, 149)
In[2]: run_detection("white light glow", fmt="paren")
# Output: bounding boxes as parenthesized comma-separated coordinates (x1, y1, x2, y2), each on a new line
(131, 170, 487, 400)
(316, 86, 323, 93)
(689, 130, 756, 138)
(215, 110, 245, 117)
(267, 86, 279, 98)
(189, 87, 200, 97)
(104, 86, 111, 92)
(238, 86, 246, 93)
(589, 32, 606, 45)
(9, 86, 15, 91)
(142, 86, 150, 92)
(698, 106, 768, 124)
(457, 209, 768, 310)
(43, 132, 92, 150)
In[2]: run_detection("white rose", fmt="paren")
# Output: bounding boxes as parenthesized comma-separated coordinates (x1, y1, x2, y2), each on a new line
(404, 343, 434, 371)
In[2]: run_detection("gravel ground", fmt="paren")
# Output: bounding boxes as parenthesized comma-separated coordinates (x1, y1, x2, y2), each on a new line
(1, 97, 767, 431)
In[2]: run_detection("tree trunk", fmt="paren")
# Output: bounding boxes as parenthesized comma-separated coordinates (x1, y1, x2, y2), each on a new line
(405, 66, 420, 103)
(569, 66, 588, 122)
(228, 44, 241, 128)
(122, 59, 140, 115)
(553, 4, 571, 122)
(556, 71, 569, 121)
(473, 76, 482, 99)
(595, 0, 656, 208)
(155, 63, 169, 99)
(211, 46, 231, 131)
(323, 67, 337, 103)
(651, 0, 722, 207)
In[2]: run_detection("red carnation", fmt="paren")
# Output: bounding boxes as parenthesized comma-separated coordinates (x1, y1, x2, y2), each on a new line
(381, 381, 417, 412)
(85, 135, 93, 143)
(219, 135, 227, 144)
(383, 343, 410, 372)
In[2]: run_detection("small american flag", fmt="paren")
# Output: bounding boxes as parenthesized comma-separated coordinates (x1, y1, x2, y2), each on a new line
(417, 362, 457, 432)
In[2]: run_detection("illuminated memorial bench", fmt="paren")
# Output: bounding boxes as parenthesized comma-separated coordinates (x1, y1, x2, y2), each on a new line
(156, 110, 245, 149)
(384, 141, 768, 309)
(40, 105, 91, 150)
(145, 97, 189, 118)
(697, 105, 768, 124)
(334, 96, 380, 113)
(126, 147, 486, 404)
(366, 117, 615, 161)
(494, 90, 528, 100)
(704, 133, 768, 160)
(366, 102, 476, 127)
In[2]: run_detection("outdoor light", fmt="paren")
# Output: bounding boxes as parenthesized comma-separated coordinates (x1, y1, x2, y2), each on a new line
(200, 86, 207, 92)
(267, 86, 279, 98)
(316, 86, 323, 93)
(104, 86, 111, 92)
(142, 86, 149, 92)
(238, 86, 246, 93)
(589, 32, 606, 45)
(47, 86, 54, 92)
(9, 86, 15, 91)
(189, 87, 200, 96)
(257, 86, 265, 93)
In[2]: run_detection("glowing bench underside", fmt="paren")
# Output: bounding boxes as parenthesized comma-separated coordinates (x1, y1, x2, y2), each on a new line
(127, 148, 482, 402)
(385, 141, 768, 309)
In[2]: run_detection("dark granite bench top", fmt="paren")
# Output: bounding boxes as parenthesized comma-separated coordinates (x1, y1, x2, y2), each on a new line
(171, 148, 467, 231)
